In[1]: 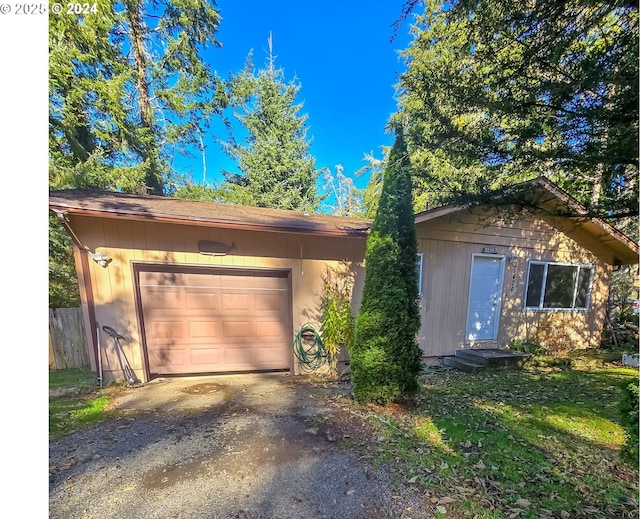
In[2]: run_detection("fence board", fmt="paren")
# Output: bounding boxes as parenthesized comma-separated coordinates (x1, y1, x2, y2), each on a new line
(49, 308, 90, 369)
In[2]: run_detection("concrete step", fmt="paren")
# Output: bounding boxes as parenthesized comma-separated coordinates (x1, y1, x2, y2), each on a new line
(455, 349, 530, 367)
(443, 349, 531, 372)
(442, 356, 487, 373)
(455, 350, 491, 366)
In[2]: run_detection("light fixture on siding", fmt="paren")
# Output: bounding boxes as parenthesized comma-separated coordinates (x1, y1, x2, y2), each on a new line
(53, 210, 112, 268)
(198, 240, 236, 256)
(88, 251, 112, 268)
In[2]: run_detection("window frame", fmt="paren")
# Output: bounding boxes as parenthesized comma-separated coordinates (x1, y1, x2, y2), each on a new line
(417, 253, 424, 297)
(523, 260, 595, 312)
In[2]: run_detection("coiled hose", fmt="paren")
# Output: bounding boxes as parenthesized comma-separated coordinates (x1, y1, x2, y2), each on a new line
(293, 323, 327, 371)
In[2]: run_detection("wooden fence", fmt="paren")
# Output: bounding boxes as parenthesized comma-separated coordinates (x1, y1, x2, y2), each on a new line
(49, 308, 90, 370)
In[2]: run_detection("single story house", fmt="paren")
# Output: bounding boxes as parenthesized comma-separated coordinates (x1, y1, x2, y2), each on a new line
(414, 178, 638, 360)
(49, 178, 638, 382)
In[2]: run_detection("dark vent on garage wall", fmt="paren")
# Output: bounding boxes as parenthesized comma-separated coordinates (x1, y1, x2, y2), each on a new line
(197, 240, 236, 256)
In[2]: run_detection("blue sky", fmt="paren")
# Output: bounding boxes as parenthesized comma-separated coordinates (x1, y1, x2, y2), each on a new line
(1, 5, 415, 497)
(185, 0, 414, 197)
(1, 1, 416, 204)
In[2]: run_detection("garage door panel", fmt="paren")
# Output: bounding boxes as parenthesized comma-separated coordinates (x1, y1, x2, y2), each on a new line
(222, 293, 252, 311)
(139, 267, 290, 375)
(142, 271, 187, 287)
(256, 321, 286, 338)
(223, 321, 255, 337)
(190, 347, 223, 366)
(254, 276, 286, 289)
(225, 346, 254, 364)
(148, 346, 187, 367)
(143, 289, 183, 310)
(256, 346, 289, 363)
(255, 293, 286, 311)
(183, 273, 220, 287)
(186, 292, 219, 310)
(188, 320, 221, 339)
(221, 274, 254, 288)
(149, 321, 186, 339)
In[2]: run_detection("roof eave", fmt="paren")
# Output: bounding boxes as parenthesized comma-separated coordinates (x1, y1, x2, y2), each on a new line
(49, 203, 370, 239)
(412, 190, 638, 265)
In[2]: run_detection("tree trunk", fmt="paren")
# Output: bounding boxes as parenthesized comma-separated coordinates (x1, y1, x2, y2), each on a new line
(125, 0, 163, 195)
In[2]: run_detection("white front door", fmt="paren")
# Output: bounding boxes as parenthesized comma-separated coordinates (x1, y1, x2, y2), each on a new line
(465, 254, 506, 341)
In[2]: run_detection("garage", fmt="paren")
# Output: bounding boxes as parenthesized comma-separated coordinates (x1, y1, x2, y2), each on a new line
(136, 265, 292, 376)
(49, 189, 370, 382)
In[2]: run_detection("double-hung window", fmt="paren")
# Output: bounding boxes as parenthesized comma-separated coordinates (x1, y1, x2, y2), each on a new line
(524, 261, 594, 311)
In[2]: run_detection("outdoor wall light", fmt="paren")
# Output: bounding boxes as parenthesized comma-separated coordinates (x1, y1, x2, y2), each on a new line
(88, 251, 112, 268)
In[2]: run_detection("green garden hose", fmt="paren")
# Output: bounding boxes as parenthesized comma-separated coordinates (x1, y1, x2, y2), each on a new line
(292, 323, 327, 371)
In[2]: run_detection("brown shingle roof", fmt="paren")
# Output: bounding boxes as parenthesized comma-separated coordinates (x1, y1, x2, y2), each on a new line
(49, 189, 372, 238)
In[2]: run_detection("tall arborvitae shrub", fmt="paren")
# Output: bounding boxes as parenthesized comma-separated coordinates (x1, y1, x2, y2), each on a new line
(351, 129, 423, 404)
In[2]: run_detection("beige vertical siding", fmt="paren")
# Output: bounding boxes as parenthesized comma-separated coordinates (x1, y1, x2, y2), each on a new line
(69, 215, 366, 382)
(416, 208, 615, 358)
(68, 205, 619, 375)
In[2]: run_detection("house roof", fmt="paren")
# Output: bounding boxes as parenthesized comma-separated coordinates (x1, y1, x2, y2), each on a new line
(49, 189, 372, 238)
(50, 178, 638, 264)
(415, 177, 639, 265)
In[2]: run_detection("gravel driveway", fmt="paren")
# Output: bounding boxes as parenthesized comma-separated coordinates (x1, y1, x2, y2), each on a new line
(49, 373, 431, 519)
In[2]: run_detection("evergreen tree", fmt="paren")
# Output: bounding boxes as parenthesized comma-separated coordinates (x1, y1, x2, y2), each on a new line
(357, 150, 388, 219)
(351, 129, 423, 405)
(49, 0, 223, 195)
(358, 146, 433, 216)
(172, 180, 226, 202)
(394, 0, 638, 218)
(219, 47, 320, 212)
(49, 0, 223, 307)
(49, 214, 81, 309)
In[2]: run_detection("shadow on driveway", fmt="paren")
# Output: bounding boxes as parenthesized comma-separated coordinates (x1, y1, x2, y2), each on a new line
(49, 373, 428, 519)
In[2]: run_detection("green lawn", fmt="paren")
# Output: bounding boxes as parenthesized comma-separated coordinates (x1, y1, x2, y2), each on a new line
(366, 365, 639, 518)
(49, 368, 116, 438)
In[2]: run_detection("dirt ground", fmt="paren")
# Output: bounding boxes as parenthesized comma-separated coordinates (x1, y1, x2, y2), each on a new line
(49, 373, 435, 519)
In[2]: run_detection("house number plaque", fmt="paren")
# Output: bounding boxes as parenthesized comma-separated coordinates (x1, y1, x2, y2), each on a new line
(510, 259, 518, 293)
